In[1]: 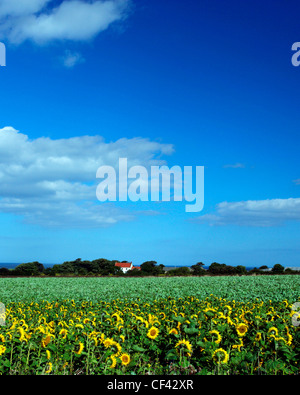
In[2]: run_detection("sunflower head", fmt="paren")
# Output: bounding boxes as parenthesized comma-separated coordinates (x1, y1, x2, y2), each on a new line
(59, 328, 68, 339)
(109, 355, 117, 369)
(74, 342, 84, 355)
(209, 330, 222, 344)
(147, 326, 159, 340)
(41, 334, 53, 348)
(255, 332, 262, 342)
(175, 339, 193, 356)
(268, 326, 279, 337)
(45, 362, 53, 374)
(103, 338, 114, 348)
(236, 323, 248, 337)
(120, 353, 131, 366)
(212, 348, 229, 364)
(0, 345, 6, 356)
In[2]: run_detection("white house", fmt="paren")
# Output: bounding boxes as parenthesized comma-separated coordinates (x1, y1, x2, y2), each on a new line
(114, 262, 141, 274)
(115, 262, 133, 274)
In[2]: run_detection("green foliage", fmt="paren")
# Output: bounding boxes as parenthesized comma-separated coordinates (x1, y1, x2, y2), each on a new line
(0, 281, 299, 375)
(0, 275, 299, 304)
(166, 267, 191, 276)
(42, 258, 123, 277)
(235, 265, 247, 275)
(208, 262, 237, 275)
(140, 261, 164, 276)
(191, 262, 206, 276)
(272, 264, 285, 274)
(13, 262, 45, 276)
(0, 259, 299, 278)
(126, 268, 143, 276)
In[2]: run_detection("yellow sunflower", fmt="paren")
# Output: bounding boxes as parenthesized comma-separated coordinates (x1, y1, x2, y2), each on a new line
(111, 340, 122, 356)
(212, 348, 229, 364)
(0, 345, 6, 356)
(19, 327, 27, 342)
(268, 326, 278, 337)
(254, 332, 262, 342)
(103, 338, 114, 348)
(120, 353, 131, 366)
(209, 330, 222, 344)
(147, 326, 159, 340)
(59, 328, 68, 339)
(175, 339, 193, 356)
(41, 334, 53, 348)
(232, 338, 243, 352)
(236, 323, 248, 337)
(109, 355, 117, 369)
(120, 335, 125, 343)
(45, 362, 53, 374)
(74, 342, 84, 355)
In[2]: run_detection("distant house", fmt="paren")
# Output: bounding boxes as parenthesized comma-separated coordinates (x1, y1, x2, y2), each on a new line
(115, 262, 133, 274)
(114, 262, 141, 273)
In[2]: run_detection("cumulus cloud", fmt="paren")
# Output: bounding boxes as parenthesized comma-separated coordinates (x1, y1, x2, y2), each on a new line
(0, 0, 50, 17)
(0, 0, 130, 44)
(192, 198, 300, 227)
(0, 126, 174, 228)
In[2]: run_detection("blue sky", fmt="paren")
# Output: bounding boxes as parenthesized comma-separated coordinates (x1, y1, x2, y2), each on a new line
(0, 0, 300, 267)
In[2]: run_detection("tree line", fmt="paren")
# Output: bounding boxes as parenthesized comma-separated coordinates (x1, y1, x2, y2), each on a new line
(0, 259, 299, 277)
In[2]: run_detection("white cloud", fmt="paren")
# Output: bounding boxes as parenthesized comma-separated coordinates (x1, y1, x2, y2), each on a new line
(293, 179, 300, 185)
(61, 50, 85, 68)
(193, 198, 300, 227)
(0, 0, 130, 44)
(0, 0, 50, 17)
(0, 126, 174, 228)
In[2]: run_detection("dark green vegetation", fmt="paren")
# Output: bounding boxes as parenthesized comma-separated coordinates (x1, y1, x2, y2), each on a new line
(0, 259, 298, 277)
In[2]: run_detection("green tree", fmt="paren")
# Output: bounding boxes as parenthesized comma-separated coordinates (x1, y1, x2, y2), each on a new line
(126, 268, 143, 276)
(272, 263, 285, 274)
(167, 266, 191, 276)
(235, 265, 247, 275)
(208, 262, 239, 275)
(208, 262, 226, 275)
(0, 267, 10, 276)
(13, 262, 45, 276)
(191, 262, 206, 275)
(140, 261, 164, 275)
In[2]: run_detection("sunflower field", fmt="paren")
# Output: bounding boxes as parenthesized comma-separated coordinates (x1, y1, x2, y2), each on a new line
(0, 276, 299, 375)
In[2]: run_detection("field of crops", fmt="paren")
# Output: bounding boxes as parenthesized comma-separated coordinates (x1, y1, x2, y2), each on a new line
(0, 275, 299, 375)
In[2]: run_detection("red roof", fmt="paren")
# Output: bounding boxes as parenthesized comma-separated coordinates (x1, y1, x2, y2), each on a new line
(115, 262, 132, 268)
(133, 266, 141, 270)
